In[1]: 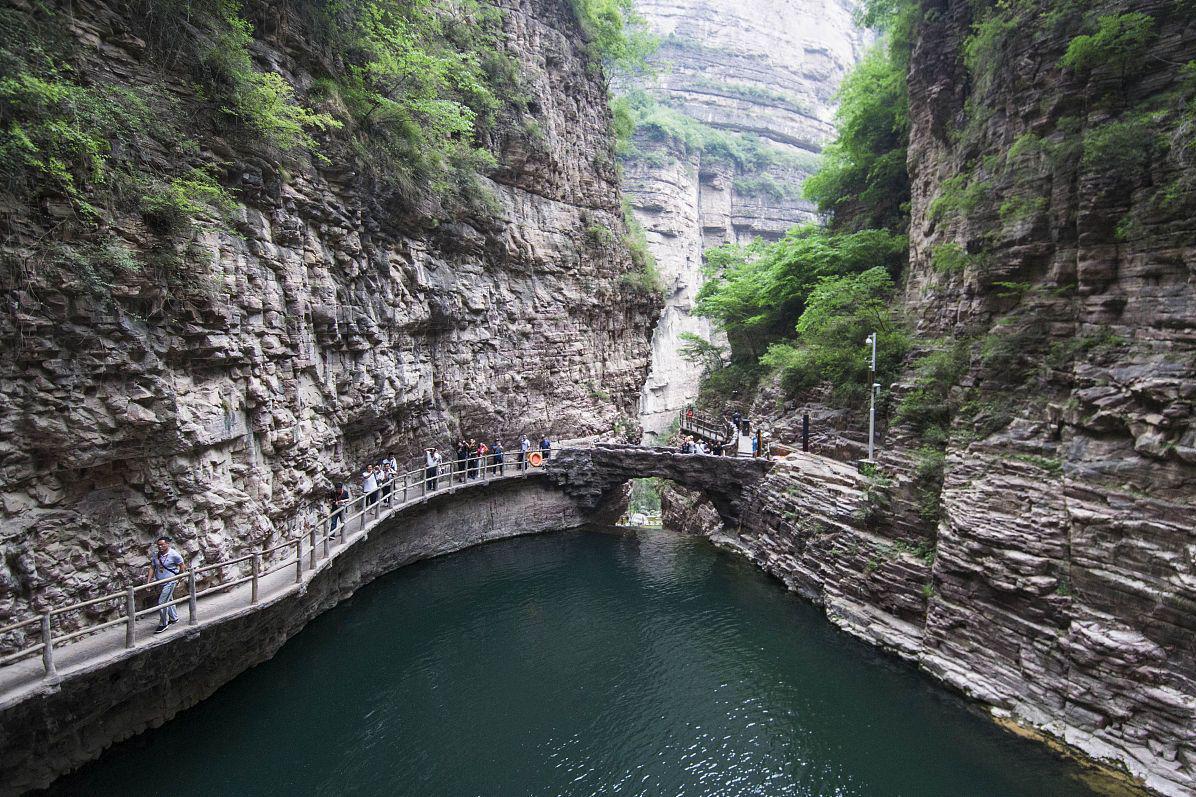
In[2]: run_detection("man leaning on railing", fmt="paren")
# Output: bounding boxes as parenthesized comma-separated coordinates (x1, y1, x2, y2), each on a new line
(145, 536, 185, 634)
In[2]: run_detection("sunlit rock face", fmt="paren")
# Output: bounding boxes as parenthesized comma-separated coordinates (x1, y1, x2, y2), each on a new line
(625, 0, 870, 437)
(0, 0, 658, 642)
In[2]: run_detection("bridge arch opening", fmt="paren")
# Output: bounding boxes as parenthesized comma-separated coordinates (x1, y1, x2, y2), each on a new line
(622, 476, 728, 538)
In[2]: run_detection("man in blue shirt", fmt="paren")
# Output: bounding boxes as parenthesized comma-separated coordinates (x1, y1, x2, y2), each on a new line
(145, 536, 185, 634)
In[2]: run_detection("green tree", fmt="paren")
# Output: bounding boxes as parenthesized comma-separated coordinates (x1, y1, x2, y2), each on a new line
(802, 45, 909, 232)
(760, 267, 908, 405)
(1061, 12, 1155, 89)
(695, 225, 906, 358)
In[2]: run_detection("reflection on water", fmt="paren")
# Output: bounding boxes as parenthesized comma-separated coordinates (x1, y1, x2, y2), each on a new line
(52, 527, 1115, 797)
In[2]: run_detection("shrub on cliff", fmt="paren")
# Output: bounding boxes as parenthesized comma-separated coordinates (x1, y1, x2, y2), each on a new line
(758, 267, 909, 406)
(695, 225, 907, 359)
(802, 46, 909, 234)
(569, 0, 656, 74)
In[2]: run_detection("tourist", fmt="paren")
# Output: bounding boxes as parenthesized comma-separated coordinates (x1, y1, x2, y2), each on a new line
(456, 440, 469, 483)
(539, 435, 551, 461)
(477, 440, 489, 476)
(362, 467, 379, 507)
(467, 438, 479, 479)
(145, 536, 185, 634)
(492, 440, 505, 475)
(732, 410, 741, 431)
(330, 481, 350, 535)
(425, 447, 441, 491)
(380, 459, 394, 505)
(519, 434, 531, 470)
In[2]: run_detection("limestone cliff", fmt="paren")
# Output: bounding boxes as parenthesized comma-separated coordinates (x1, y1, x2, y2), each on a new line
(663, 2, 1196, 794)
(622, 0, 869, 437)
(0, 0, 658, 640)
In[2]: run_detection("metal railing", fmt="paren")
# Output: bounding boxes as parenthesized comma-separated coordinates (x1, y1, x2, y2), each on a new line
(0, 447, 561, 679)
(678, 409, 738, 448)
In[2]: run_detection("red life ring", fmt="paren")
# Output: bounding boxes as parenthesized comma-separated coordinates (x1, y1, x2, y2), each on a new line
(529, 451, 544, 467)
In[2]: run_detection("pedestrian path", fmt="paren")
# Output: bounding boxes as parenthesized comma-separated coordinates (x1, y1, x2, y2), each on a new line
(0, 456, 553, 702)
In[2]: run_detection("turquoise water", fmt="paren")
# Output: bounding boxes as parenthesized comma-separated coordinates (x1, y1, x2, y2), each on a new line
(51, 528, 1105, 796)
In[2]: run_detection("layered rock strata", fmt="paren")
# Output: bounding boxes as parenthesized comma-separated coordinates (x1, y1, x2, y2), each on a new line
(0, 0, 658, 643)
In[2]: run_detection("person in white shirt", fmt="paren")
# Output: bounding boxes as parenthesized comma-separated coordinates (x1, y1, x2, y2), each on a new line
(425, 448, 441, 491)
(362, 467, 379, 507)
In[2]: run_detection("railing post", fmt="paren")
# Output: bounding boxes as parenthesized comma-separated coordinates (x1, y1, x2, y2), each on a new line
(187, 570, 197, 625)
(309, 525, 317, 569)
(295, 539, 303, 583)
(322, 519, 330, 559)
(41, 614, 55, 677)
(251, 554, 260, 604)
(125, 587, 136, 648)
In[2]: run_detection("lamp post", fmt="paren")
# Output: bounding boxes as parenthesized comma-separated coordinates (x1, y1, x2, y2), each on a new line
(866, 333, 878, 461)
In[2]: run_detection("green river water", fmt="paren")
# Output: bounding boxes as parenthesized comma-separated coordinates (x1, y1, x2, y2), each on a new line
(51, 527, 1115, 796)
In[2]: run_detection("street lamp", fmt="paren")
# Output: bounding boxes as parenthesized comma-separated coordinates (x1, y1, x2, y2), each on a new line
(866, 333, 878, 461)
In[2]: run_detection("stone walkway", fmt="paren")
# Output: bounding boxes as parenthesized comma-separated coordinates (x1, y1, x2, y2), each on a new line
(0, 466, 550, 707)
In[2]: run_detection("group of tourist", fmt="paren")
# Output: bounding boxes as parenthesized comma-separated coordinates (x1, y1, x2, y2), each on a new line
(328, 435, 555, 534)
(677, 407, 759, 457)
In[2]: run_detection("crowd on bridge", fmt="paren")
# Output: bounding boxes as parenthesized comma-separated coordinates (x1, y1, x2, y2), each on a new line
(329, 434, 555, 535)
(678, 408, 766, 458)
(143, 411, 765, 641)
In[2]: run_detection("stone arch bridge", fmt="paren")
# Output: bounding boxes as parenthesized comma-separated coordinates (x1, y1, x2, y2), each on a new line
(544, 444, 773, 526)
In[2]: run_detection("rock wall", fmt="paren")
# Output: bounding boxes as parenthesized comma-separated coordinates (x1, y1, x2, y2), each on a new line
(663, 2, 1196, 793)
(625, 0, 870, 437)
(0, 0, 658, 641)
(901, 2, 1196, 794)
(0, 479, 593, 795)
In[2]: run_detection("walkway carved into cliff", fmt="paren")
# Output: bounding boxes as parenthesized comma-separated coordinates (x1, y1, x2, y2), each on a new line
(0, 444, 772, 701)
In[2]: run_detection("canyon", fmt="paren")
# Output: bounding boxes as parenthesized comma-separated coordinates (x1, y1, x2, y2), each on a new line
(0, 0, 1193, 796)
(622, 0, 869, 437)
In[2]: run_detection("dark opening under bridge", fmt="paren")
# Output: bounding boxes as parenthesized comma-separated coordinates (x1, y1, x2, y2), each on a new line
(0, 442, 773, 794)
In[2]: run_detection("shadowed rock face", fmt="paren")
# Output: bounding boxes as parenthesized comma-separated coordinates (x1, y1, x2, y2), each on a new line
(0, 0, 658, 645)
(545, 445, 772, 525)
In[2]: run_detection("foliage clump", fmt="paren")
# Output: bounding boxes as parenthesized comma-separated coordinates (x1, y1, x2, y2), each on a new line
(757, 268, 909, 406)
(687, 0, 914, 410)
(569, 0, 656, 73)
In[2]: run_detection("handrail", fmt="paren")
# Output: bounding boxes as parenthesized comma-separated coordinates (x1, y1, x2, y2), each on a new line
(678, 409, 737, 447)
(0, 446, 561, 680)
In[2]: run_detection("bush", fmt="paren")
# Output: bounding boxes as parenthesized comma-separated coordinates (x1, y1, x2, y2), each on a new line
(733, 173, 802, 201)
(1060, 12, 1155, 81)
(569, 0, 657, 73)
(139, 167, 238, 236)
(913, 445, 946, 523)
(895, 339, 970, 441)
(695, 361, 762, 411)
(760, 267, 909, 406)
(695, 225, 907, 358)
(197, 3, 339, 153)
(678, 333, 727, 373)
(620, 198, 663, 295)
(929, 172, 991, 222)
(1081, 113, 1166, 177)
(930, 242, 977, 274)
(802, 44, 909, 232)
